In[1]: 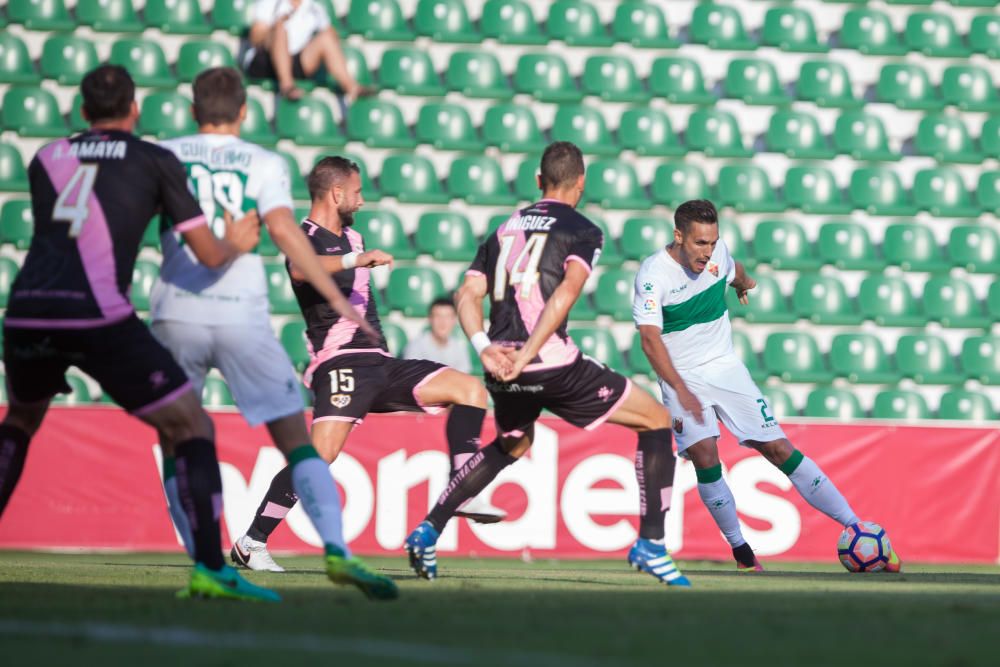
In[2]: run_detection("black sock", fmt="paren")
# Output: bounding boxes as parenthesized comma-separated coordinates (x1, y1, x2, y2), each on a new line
(426, 439, 515, 533)
(446, 405, 486, 474)
(174, 438, 225, 570)
(635, 428, 676, 541)
(246, 464, 298, 543)
(0, 424, 30, 518)
(733, 542, 757, 568)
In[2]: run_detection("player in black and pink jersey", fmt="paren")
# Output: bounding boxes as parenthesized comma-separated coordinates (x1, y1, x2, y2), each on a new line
(229, 156, 507, 567)
(405, 142, 691, 587)
(0, 65, 277, 602)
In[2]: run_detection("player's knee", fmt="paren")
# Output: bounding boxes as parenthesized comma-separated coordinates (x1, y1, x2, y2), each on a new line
(461, 378, 488, 408)
(641, 404, 671, 432)
(752, 438, 793, 466)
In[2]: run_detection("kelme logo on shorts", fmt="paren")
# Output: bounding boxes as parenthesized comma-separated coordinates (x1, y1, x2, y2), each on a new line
(331, 394, 351, 408)
(673, 417, 683, 434)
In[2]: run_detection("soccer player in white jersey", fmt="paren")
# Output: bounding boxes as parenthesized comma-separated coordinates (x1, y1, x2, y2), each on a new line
(633, 199, 900, 572)
(151, 67, 396, 599)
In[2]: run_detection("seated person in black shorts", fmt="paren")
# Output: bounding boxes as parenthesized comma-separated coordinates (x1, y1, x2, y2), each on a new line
(243, 0, 371, 101)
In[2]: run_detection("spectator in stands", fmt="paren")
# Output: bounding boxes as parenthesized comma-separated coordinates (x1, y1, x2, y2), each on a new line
(243, 0, 371, 101)
(404, 297, 472, 373)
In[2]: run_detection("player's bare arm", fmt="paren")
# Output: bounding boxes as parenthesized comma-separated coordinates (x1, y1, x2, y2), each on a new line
(730, 261, 756, 305)
(183, 208, 260, 268)
(637, 325, 704, 424)
(456, 273, 512, 377)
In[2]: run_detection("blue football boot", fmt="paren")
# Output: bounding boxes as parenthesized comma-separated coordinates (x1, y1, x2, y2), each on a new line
(404, 521, 439, 580)
(627, 538, 691, 588)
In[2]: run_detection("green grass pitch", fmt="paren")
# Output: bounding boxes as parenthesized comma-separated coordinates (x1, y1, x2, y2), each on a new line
(1, 551, 997, 666)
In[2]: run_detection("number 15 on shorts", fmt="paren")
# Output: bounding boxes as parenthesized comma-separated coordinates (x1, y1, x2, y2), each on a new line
(329, 369, 354, 408)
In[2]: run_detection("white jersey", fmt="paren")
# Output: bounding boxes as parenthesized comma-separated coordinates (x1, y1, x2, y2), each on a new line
(632, 241, 737, 371)
(246, 0, 330, 57)
(152, 133, 293, 326)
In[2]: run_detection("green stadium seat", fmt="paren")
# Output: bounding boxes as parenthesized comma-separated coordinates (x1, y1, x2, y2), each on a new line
(211, 0, 253, 35)
(40, 36, 97, 86)
(480, 0, 546, 44)
(690, 3, 756, 50)
(938, 390, 996, 421)
(277, 151, 308, 200)
(548, 0, 612, 46)
(414, 0, 478, 43)
(913, 168, 979, 218)
(766, 111, 835, 159)
(914, 114, 980, 164)
(380, 48, 445, 97)
(804, 387, 864, 420)
(685, 109, 751, 158)
(882, 224, 948, 273)
(896, 335, 963, 385)
(949, 226, 1000, 273)
(448, 156, 514, 206)
(0, 144, 29, 192)
(276, 96, 345, 147)
(838, 9, 906, 55)
(145, 0, 211, 34)
(942, 65, 1000, 112)
(139, 92, 197, 140)
(982, 118, 1000, 160)
(764, 333, 832, 383)
(110, 39, 175, 88)
(962, 336, 1000, 384)
(446, 51, 512, 99)
(551, 106, 617, 156)
(969, 15, 1000, 58)
(618, 108, 683, 157)
(760, 387, 797, 420)
(792, 274, 859, 325)
(51, 374, 93, 406)
(583, 55, 648, 103)
(514, 156, 543, 202)
(0, 33, 38, 84)
(978, 172, 1000, 215)
(569, 291, 598, 321)
(731, 330, 765, 382)
(202, 377, 234, 409)
(950, 0, 999, 6)
(833, 111, 899, 161)
(731, 274, 795, 324)
(380, 155, 449, 204)
(649, 57, 714, 105)
(346, 99, 414, 149)
(858, 275, 924, 327)
(716, 166, 783, 213)
(2, 87, 66, 138)
(570, 328, 626, 373)
(485, 213, 509, 240)
(762, 6, 827, 52)
(383, 322, 408, 357)
(265, 260, 299, 315)
(849, 167, 916, 216)
(797, 60, 861, 108)
(387, 267, 446, 317)
(176, 41, 236, 83)
(753, 220, 817, 270)
(77, 0, 143, 32)
(725, 59, 790, 106)
(986, 281, 1000, 325)
(627, 332, 654, 377)
(8, 0, 73, 30)
(354, 210, 415, 259)
(130, 260, 159, 311)
(1, 199, 32, 249)
(818, 222, 880, 271)
(652, 163, 712, 208)
(0, 257, 18, 307)
(877, 64, 941, 110)
(483, 104, 543, 153)
(593, 270, 635, 321)
(719, 220, 752, 268)
(872, 391, 930, 421)
(514, 54, 581, 102)
(621, 217, 671, 261)
(904, 12, 969, 57)
(830, 334, 897, 384)
(585, 217, 620, 265)
(240, 97, 276, 146)
(584, 161, 648, 210)
(416, 103, 482, 151)
(347, 0, 413, 41)
(280, 321, 309, 372)
(612, 2, 678, 48)
(415, 212, 476, 260)
(69, 93, 88, 133)
(783, 166, 852, 215)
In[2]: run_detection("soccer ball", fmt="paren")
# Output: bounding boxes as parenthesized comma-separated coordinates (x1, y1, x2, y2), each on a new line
(837, 521, 891, 572)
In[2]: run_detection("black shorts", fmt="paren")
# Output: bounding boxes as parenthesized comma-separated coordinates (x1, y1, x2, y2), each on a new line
(244, 49, 307, 80)
(311, 353, 449, 424)
(488, 354, 631, 436)
(3, 315, 192, 415)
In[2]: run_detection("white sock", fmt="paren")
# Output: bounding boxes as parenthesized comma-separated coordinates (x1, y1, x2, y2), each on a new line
(787, 454, 860, 526)
(291, 455, 351, 558)
(698, 478, 746, 548)
(163, 476, 195, 558)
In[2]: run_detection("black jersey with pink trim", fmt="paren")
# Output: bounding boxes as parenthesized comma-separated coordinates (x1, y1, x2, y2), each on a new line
(289, 220, 387, 386)
(468, 200, 603, 372)
(6, 130, 205, 329)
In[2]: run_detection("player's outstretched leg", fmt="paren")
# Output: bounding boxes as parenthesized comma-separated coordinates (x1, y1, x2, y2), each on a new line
(230, 464, 296, 572)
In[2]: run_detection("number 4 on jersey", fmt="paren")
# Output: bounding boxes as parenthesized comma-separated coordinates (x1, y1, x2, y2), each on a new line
(494, 234, 548, 300)
(53, 164, 99, 237)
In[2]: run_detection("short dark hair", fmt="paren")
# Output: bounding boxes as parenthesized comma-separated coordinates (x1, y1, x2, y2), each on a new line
(192, 67, 246, 126)
(429, 296, 456, 314)
(81, 65, 135, 123)
(539, 141, 585, 190)
(674, 199, 718, 233)
(308, 156, 360, 201)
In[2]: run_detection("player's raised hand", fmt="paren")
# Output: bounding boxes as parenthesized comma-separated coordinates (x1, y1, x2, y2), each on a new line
(358, 249, 394, 268)
(480, 344, 514, 378)
(734, 276, 756, 305)
(677, 385, 705, 425)
(223, 208, 261, 254)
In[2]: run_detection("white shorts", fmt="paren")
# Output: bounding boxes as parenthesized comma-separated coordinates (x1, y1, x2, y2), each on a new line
(151, 320, 304, 427)
(658, 354, 786, 456)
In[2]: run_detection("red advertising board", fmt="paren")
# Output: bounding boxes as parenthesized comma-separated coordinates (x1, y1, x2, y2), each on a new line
(1, 407, 998, 563)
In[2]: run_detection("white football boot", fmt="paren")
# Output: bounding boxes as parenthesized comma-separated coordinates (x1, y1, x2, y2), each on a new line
(454, 496, 507, 524)
(229, 534, 285, 572)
